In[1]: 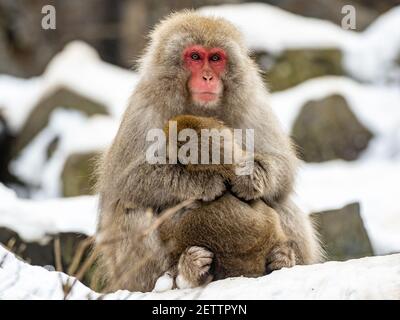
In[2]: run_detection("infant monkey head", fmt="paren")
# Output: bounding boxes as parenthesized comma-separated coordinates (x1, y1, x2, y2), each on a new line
(163, 115, 249, 177)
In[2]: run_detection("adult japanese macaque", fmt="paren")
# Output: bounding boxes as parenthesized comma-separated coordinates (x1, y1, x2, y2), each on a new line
(95, 11, 322, 293)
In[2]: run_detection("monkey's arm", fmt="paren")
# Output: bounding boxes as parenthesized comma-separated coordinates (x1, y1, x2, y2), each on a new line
(112, 155, 227, 211)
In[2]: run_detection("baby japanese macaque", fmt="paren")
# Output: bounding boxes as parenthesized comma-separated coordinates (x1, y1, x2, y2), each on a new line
(158, 115, 295, 289)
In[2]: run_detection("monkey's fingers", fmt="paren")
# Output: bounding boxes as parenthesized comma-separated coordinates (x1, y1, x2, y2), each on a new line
(265, 242, 296, 274)
(176, 246, 214, 289)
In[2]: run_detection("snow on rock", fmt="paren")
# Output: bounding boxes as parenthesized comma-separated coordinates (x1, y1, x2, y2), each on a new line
(0, 76, 44, 133)
(270, 76, 400, 161)
(0, 183, 97, 242)
(0, 41, 138, 133)
(199, 3, 400, 84)
(199, 3, 356, 53)
(42, 42, 138, 118)
(0, 244, 399, 299)
(10, 108, 118, 198)
(295, 160, 400, 255)
(345, 6, 400, 83)
(1, 3, 399, 134)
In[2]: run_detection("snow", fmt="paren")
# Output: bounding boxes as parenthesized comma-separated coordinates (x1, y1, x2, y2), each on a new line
(0, 76, 44, 132)
(199, 3, 356, 53)
(295, 160, 400, 255)
(267, 76, 400, 255)
(199, 3, 400, 84)
(270, 76, 400, 161)
(345, 6, 400, 83)
(11, 108, 118, 198)
(0, 244, 399, 299)
(0, 41, 138, 133)
(0, 183, 97, 242)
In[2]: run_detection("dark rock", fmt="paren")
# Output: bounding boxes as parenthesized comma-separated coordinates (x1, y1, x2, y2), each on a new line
(61, 152, 98, 197)
(0, 0, 121, 77)
(254, 48, 344, 92)
(0, 111, 18, 184)
(0, 227, 98, 288)
(46, 135, 60, 160)
(119, 0, 241, 67)
(310, 203, 374, 261)
(291, 94, 374, 162)
(0, 0, 239, 76)
(12, 87, 108, 158)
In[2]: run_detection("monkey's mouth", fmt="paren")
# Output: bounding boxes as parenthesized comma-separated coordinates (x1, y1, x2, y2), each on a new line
(192, 92, 220, 103)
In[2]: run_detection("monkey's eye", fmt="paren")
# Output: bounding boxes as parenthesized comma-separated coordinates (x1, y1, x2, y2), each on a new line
(191, 53, 200, 60)
(210, 54, 221, 62)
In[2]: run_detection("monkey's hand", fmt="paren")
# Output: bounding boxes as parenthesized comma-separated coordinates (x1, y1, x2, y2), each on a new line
(230, 163, 265, 201)
(175, 246, 214, 289)
(265, 241, 296, 274)
(230, 153, 296, 202)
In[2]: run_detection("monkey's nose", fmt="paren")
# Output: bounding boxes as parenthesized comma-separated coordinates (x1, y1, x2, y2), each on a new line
(202, 74, 213, 81)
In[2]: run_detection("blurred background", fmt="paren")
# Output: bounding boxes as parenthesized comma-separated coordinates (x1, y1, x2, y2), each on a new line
(0, 0, 399, 290)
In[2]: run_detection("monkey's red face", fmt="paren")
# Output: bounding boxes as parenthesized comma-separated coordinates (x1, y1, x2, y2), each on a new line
(183, 45, 227, 106)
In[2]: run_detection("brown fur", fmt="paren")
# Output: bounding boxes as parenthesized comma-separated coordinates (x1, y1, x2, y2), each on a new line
(95, 11, 323, 293)
(159, 115, 295, 286)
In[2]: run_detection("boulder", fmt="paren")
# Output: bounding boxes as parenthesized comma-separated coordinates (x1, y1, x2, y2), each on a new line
(291, 94, 373, 162)
(0, 0, 120, 77)
(310, 203, 374, 261)
(12, 87, 108, 158)
(46, 136, 60, 160)
(0, 227, 97, 288)
(253, 48, 344, 92)
(61, 152, 99, 197)
(0, 112, 17, 184)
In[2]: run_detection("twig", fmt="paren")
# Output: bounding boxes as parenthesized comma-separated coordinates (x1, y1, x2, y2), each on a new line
(54, 236, 63, 272)
(67, 237, 94, 276)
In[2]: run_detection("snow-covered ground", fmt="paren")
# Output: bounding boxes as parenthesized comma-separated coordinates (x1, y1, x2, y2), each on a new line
(0, 244, 399, 299)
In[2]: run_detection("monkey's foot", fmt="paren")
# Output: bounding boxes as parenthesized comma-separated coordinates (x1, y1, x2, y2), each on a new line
(265, 242, 296, 274)
(176, 246, 214, 289)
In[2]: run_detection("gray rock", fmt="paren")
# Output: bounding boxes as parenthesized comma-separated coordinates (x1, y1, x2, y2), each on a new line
(310, 203, 374, 261)
(253, 48, 344, 92)
(0, 0, 120, 77)
(12, 86, 108, 158)
(0, 227, 99, 289)
(0, 111, 18, 184)
(291, 94, 374, 162)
